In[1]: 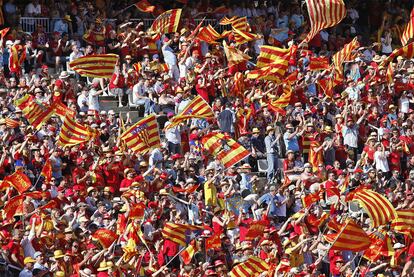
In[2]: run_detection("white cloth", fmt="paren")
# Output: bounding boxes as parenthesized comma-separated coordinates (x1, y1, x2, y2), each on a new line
(374, 151, 390, 172)
(164, 121, 181, 144)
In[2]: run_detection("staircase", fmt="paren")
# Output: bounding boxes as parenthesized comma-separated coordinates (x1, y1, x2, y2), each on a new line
(99, 95, 143, 121)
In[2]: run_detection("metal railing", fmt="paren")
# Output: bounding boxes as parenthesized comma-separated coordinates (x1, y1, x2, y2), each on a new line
(19, 17, 223, 34)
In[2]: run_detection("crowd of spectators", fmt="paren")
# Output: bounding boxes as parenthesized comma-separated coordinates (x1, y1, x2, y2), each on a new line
(1, 0, 414, 276)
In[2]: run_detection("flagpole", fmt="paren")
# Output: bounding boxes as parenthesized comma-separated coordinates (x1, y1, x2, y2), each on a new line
(322, 218, 351, 259)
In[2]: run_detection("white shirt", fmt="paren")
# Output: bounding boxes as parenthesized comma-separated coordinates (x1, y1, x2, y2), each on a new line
(25, 3, 41, 16)
(374, 151, 390, 172)
(342, 125, 359, 148)
(399, 96, 410, 113)
(164, 121, 181, 144)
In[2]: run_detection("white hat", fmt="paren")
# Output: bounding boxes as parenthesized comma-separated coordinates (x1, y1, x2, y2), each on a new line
(59, 71, 70, 79)
(108, 110, 115, 115)
(5, 40, 13, 46)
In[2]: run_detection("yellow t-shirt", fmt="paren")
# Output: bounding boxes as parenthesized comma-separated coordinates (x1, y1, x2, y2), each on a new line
(204, 180, 217, 207)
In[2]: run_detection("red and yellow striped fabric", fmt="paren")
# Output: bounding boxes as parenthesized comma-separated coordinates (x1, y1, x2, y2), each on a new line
(3, 195, 24, 220)
(134, 0, 155, 13)
(256, 45, 291, 68)
(231, 72, 245, 98)
(9, 45, 26, 73)
(92, 229, 118, 249)
(58, 116, 98, 146)
(120, 114, 160, 154)
(69, 54, 118, 79)
(332, 37, 359, 69)
(230, 256, 269, 277)
(324, 219, 371, 252)
(303, 0, 347, 43)
(247, 60, 289, 82)
(181, 240, 198, 265)
(231, 17, 249, 32)
(363, 230, 395, 262)
(147, 9, 182, 35)
(202, 131, 250, 168)
(15, 94, 54, 130)
(223, 41, 251, 67)
(197, 25, 222, 44)
(401, 8, 414, 46)
(382, 41, 414, 66)
(232, 27, 257, 45)
(0, 27, 10, 39)
(220, 16, 237, 25)
(166, 95, 214, 129)
(161, 223, 203, 246)
(268, 82, 293, 111)
(302, 192, 320, 208)
(391, 209, 414, 236)
(346, 189, 397, 228)
(5, 117, 20, 128)
(308, 56, 330, 71)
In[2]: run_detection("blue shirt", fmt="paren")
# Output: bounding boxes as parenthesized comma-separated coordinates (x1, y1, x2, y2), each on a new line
(283, 132, 300, 152)
(258, 192, 285, 217)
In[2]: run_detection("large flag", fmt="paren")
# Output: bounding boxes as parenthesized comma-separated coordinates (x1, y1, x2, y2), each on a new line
(205, 232, 222, 250)
(220, 16, 237, 25)
(0, 27, 10, 39)
(268, 82, 293, 112)
(69, 54, 118, 79)
(161, 223, 203, 246)
(363, 230, 395, 262)
(4, 117, 20, 128)
(324, 219, 371, 252)
(3, 171, 32, 194)
(197, 25, 222, 44)
(332, 37, 359, 69)
(180, 240, 198, 264)
(231, 72, 245, 98)
(382, 41, 414, 66)
(230, 256, 269, 277)
(232, 27, 257, 45)
(147, 9, 182, 35)
(302, 192, 321, 208)
(202, 131, 250, 168)
(303, 0, 347, 43)
(166, 96, 214, 129)
(256, 45, 291, 68)
(134, 0, 155, 13)
(129, 203, 146, 219)
(387, 62, 394, 84)
(15, 95, 54, 130)
(308, 56, 330, 71)
(230, 17, 249, 32)
(120, 115, 160, 154)
(52, 101, 76, 120)
(245, 220, 268, 241)
(401, 8, 414, 46)
(92, 229, 118, 249)
(391, 209, 414, 237)
(58, 116, 97, 147)
(223, 40, 251, 67)
(3, 195, 24, 220)
(346, 188, 397, 228)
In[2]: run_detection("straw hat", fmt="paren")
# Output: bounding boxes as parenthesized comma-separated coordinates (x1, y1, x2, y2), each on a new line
(24, 257, 36, 265)
(59, 71, 70, 79)
(97, 261, 111, 271)
(55, 271, 65, 277)
(266, 126, 274, 133)
(252, 127, 260, 134)
(54, 250, 65, 259)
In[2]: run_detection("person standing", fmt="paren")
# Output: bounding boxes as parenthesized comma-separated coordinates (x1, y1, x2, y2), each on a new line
(265, 125, 280, 183)
(218, 102, 236, 136)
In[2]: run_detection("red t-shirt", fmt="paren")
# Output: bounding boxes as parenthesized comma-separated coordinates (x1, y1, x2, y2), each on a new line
(120, 178, 134, 190)
(109, 73, 125, 89)
(195, 83, 209, 102)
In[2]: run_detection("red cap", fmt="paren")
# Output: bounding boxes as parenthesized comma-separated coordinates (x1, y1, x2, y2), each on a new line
(65, 189, 74, 197)
(160, 172, 168, 180)
(214, 260, 225, 267)
(354, 168, 363, 173)
(41, 64, 48, 69)
(172, 153, 183, 160)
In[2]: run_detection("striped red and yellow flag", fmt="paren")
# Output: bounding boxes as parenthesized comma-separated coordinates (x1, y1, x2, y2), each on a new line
(9, 44, 26, 72)
(327, 216, 342, 232)
(181, 240, 198, 265)
(231, 72, 245, 98)
(220, 16, 237, 25)
(346, 188, 397, 228)
(69, 54, 118, 79)
(51, 101, 76, 120)
(58, 116, 98, 146)
(303, 0, 347, 43)
(308, 56, 330, 71)
(3, 171, 32, 194)
(147, 9, 182, 35)
(382, 41, 414, 66)
(391, 209, 414, 237)
(268, 82, 293, 112)
(401, 8, 414, 46)
(231, 17, 249, 32)
(166, 95, 214, 129)
(230, 256, 269, 277)
(387, 62, 394, 84)
(223, 41, 251, 67)
(5, 117, 20, 128)
(197, 25, 222, 44)
(363, 230, 395, 262)
(302, 192, 320, 208)
(162, 223, 203, 246)
(0, 27, 9, 38)
(332, 37, 359, 69)
(202, 131, 250, 168)
(134, 0, 155, 13)
(120, 114, 160, 154)
(256, 45, 291, 68)
(232, 27, 257, 45)
(3, 195, 24, 220)
(15, 94, 54, 130)
(324, 219, 371, 252)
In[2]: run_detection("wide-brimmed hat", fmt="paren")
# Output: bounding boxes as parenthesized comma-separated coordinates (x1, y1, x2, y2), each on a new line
(59, 71, 70, 79)
(24, 257, 36, 265)
(54, 250, 65, 259)
(97, 261, 111, 271)
(266, 126, 274, 132)
(252, 127, 260, 134)
(238, 163, 252, 170)
(63, 15, 72, 22)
